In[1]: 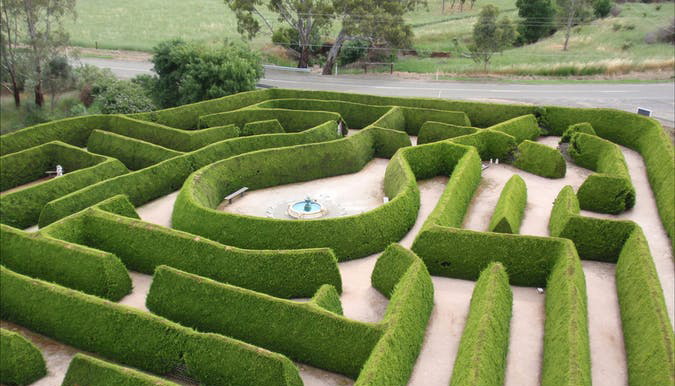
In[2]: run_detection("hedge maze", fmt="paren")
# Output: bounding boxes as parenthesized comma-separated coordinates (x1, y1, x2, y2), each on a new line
(0, 88, 673, 386)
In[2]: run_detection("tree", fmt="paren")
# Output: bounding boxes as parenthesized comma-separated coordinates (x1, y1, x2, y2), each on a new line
(557, 0, 591, 50)
(0, 0, 25, 107)
(321, 0, 424, 75)
(21, 0, 76, 107)
(225, 0, 333, 68)
(149, 39, 263, 108)
(44, 55, 73, 111)
(469, 5, 516, 71)
(515, 0, 556, 44)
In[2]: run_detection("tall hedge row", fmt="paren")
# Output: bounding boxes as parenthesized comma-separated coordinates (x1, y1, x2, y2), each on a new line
(488, 174, 527, 234)
(449, 129, 517, 161)
(62, 354, 178, 386)
(173, 128, 419, 260)
(147, 265, 382, 378)
(0, 328, 46, 386)
(87, 129, 183, 170)
(199, 108, 342, 131)
(569, 132, 635, 213)
(241, 119, 285, 136)
(486, 114, 541, 143)
(450, 262, 512, 386)
(0, 224, 131, 300)
(0, 266, 303, 386)
(417, 121, 477, 144)
(513, 140, 566, 178)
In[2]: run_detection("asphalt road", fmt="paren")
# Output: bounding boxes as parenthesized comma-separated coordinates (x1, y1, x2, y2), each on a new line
(79, 57, 675, 127)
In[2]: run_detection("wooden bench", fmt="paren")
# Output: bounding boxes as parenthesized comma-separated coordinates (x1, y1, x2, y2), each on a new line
(224, 187, 249, 204)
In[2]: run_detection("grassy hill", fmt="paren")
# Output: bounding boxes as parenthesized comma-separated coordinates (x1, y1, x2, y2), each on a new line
(66, 0, 674, 76)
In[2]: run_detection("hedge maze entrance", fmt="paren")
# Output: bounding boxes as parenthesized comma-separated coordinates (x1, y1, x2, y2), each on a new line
(0, 89, 673, 386)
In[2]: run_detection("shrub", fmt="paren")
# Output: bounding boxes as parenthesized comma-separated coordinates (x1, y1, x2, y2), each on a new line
(93, 80, 156, 114)
(338, 39, 370, 66)
(62, 354, 178, 386)
(488, 174, 527, 234)
(242, 119, 285, 136)
(450, 262, 512, 386)
(0, 328, 46, 385)
(513, 140, 566, 178)
(417, 121, 477, 144)
(0, 266, 303, 386)
(560, 122, 596, 143)
(593, 0, 613, 18)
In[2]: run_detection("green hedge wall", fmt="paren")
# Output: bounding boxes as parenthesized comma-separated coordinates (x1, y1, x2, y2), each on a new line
(309, 284, 344, 314)
(173, 128, 418, 260)
(242, 119, 285, 136)
(488, 174, 527, 234)
(0, 224, 131, 300)
(560, 122, 596, 143)
(543, 105, 674, 245)
(449, 129, 518, 161)
(357, 244, 433, 386)
(199, 108, 342, 132)
(0, 328, 46, 386)
(569, 132, 635, 213)
(0, 266, 303, 386)
(417, 121, 477, 144)
(1, 146, 128, 229)
(87, 129, 183, 170)
(62, 354, 178, 386)
(1, 141, 104, 191)
(146, 265, 382, 378)
(450, 262, 512, 386)
(486, 114, 541, 144)
(399, 106, 471, 135)
(513, 140, 566, 178)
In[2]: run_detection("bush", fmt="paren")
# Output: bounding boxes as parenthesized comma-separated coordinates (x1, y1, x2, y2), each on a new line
(593, 0, 613, 18)
(151, 39, 263, 108)
(242, 119, 285, 136)
(450, 262, 512, 386)
(93, 81, 156, 114)
(0, 328, 46, 385)
(63, 354, 178, 386)
(513, 140, 566, 178)
(560, 122, 596, 143)
(569, 132, 635, 213)
(0, 266, 303, 386)
(338, 39, 370, 66)
(488, 174, 527, 234)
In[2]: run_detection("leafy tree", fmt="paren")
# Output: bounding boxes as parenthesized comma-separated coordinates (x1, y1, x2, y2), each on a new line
(321, 0, 425, 75)
(515, 0, 556, 44)
(557, 0, 591, 50)
(93, 80, 155, 114)
(73, 64, 116, 107)
(225, 0, 333, 68)
(469, 5, 517, 71)
(44, 55, 74, 111)
(149, 39, 263, 108)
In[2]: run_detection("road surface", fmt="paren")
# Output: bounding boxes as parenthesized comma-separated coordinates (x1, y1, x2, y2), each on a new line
(79, 57, 675, 127)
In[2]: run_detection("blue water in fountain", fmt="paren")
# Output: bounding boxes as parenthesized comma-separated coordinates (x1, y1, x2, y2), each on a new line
(292, 201, 322, 212)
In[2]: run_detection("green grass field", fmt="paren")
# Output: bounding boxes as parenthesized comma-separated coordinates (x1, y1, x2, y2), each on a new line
(57, 0, 675, 75)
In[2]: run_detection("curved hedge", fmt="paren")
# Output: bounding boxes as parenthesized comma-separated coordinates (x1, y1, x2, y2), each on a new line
(513, 140, 566, 178)
(560, 122, 596, 143)
(417, 121, 477, 144)
(450, 262, 512, 386)
(0, 266, 303, 386)
(0, 328, 46, 386)
(488, 174, 527, 234)
(486, 114, 541, 144)
(569, 132, 635, 214)
(173, 128, 419, 261)
(199, 108, 342, 131)
(242, 119, 285, 136)
(62, 354, 178, 386)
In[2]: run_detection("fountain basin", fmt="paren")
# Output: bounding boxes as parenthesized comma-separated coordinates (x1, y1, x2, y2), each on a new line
(288, 198, 327, 219)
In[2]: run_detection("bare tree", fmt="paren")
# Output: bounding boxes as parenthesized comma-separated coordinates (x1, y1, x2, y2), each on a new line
(0, 0, 24, 107)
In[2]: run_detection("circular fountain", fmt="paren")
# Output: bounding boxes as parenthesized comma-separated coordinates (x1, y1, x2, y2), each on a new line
(288, 196, 327, 219)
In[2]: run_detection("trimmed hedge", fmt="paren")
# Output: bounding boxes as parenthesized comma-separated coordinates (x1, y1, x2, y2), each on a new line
(0, 266, 303, 386)
(357, 244, 433, 386)
(242, 119, 285, 136)
(62, 354, 178, 386)
(309, 284, 344, 314)
(87, 129, 183, 170)
(486, 114, 541, 144)
(569, 132, 635, 213)
(199, 108, 342, 131)
(173, 127, 419, 261)
(560, 122, 596, 143)
(0, 328, 46, 386)
(450, 262, 512, 386)
(513, 140, 566, 178)
(417, 121, 477, 144)
(0, 224, 132, 300)
(399, 106, 471, 135)
(147, 265, 382, 378)
(449, 129, 517, 161)
(488, 174, 527, 234)
(1, 143, 128, 229)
